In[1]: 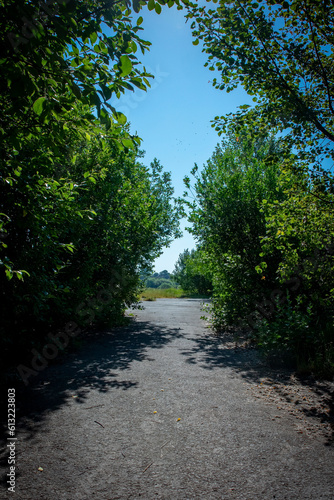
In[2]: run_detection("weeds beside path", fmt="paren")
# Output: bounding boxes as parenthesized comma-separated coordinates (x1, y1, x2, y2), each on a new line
(139, 287, 210, 301)
(1, 299, 333, 499)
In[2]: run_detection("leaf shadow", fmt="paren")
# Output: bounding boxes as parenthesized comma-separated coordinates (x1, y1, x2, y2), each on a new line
(0, 319, 183, 488)
(179, 327, 334, 446)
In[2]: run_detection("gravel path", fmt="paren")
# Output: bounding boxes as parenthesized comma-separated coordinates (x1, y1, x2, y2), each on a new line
(1, 299, 333, 499)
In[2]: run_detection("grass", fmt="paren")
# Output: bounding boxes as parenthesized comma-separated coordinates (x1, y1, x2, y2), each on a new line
(139, 288, 211, 301)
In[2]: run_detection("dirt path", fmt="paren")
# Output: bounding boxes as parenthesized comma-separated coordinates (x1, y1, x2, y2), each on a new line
(1, 299, 334, 499)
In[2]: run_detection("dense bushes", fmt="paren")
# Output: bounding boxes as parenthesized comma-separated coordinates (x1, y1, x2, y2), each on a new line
(256, 163, 334, 374)
(172, 248, 212, 295)
(184, 0, 334, 376)
(0, 0, 183, 373)
(144, 270, 175, 289)
(185, 131, 285, 323)
(185, 130, 334, 375)
(0, 125, 182, 369)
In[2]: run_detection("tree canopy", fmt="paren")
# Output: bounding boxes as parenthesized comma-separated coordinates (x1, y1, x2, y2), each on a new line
(186, 0, 334, 173)
(0, 0, 185, 376)
(182, 0, 334, 375)
(185, 129, 286, 323)
(172, 248, 212, 294)
(185, 126, 334, 374)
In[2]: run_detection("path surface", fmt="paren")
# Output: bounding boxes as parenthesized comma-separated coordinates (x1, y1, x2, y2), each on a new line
(1, 299, 334, 499)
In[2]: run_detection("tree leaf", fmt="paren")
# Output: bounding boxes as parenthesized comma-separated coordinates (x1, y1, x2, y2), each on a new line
(133, 0, 141, 13)
(90, 32, 98, 44)
(116, 112, 127, 125)
(148, 0, 155, 11)
(33, 97, 46, 115)
(120, 55, 133, 77)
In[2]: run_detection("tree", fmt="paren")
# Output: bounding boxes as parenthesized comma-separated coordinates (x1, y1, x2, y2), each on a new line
(185, 127, 334, 372)
(251, 166, 334, 373)
(185, 129, 286, 325)
(0, 0, 155, 151)
(0, 0, 186, 375)
(0, 0, 184, 278)
(172, 248, 212, 295)
(260, 165, 334, 323)
(185, 0, 334, 372)
(186, 0, 334, 174)
(159, 270, 171, 280)
(0, 122, 183, 368)
(144, 270, 174, 289)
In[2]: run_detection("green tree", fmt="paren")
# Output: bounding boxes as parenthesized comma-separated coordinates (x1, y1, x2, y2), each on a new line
(0, 0, 186, 376)
(158, 270, 171, 280)
(0, 0, 185, 279)
(247, 163, 334, 375)
(1, 0, 155, 152)
(186, 128, 334, 372)
(172, 248, 212, 295)
(184, 0, 334, 372)
(0, 123, 183, 367)
(145, 270, 174, 288)
(1, 0, 147, 281)
(185, 130, 285, 325)
(187, 0, 334, 173)
(258, 164, 334, 367)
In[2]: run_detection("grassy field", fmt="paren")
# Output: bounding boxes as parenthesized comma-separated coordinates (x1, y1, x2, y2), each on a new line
(139, 288, 210, 301)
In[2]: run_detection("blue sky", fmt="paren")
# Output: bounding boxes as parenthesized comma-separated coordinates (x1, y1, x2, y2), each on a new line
(111, 5, 252, 273)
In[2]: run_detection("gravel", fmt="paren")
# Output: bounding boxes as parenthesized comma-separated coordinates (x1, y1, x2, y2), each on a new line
(1, 298, 333, 499)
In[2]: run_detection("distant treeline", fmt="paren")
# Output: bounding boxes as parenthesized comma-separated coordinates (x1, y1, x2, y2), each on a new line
(143, 270, 175, 289)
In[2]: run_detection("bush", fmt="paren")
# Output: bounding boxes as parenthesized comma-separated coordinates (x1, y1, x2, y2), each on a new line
(255, 294, 312, 355)
(254, 293, 334, 376)
(172, 248, 212, 295)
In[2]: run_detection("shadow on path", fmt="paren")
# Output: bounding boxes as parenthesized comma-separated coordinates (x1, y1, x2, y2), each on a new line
(180, 328, 334, 445)
(0, 319, 183, 472)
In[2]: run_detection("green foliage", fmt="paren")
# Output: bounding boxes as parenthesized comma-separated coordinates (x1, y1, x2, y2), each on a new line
(141, 288, 182, 300)
(0, 122, 182, 368)
(140, 287, 204, 300)
(186, 130, 285, 325)
(172, 248, 212, 295)
(257, 162, 334, 370)
(186, 0, 334, 171)
(184, 0, 334, 374)
(260, 165, 334, 300)
(256, 293, 314, 357)
(185, 128, 334, 373)
(0, 0, 187, 374)
(145, 270, 174, 289)
(255, 293, 334, 376)
(0, 0, 151, 285)
(1, 0, 157, 156)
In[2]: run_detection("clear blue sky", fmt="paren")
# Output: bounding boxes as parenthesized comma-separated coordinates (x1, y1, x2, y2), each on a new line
(111, 5, 252, 273)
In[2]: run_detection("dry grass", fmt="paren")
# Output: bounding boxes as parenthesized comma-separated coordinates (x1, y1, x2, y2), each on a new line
(139, 288, 211, 301)
(140, 288, 184, 300)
